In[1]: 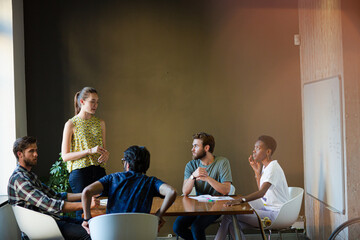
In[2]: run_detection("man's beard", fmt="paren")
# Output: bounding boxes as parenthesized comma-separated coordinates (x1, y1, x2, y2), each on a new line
(24, 157, 37, 167)
(193, 149, 206, 160)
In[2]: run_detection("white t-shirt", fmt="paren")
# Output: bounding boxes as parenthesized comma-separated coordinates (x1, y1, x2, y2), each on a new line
(260, 160, 289, 211)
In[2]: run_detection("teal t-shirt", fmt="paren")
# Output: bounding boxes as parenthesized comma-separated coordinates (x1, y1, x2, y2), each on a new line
(184, 156, 232, 196)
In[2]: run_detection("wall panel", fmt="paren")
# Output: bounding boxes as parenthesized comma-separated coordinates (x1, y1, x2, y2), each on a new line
(299, 0, 360, 238)
(299, 0, 345, 238)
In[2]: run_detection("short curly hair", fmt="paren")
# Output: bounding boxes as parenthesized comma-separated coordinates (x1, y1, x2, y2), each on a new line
(123, 146, 150, 174)
(258, 135, 277, 156)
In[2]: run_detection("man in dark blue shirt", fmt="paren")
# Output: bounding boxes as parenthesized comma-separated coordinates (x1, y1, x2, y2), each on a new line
(81, 145, 177, 233)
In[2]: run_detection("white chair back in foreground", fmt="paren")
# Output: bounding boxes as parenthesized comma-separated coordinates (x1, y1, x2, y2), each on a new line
(89, 212, 158, 240)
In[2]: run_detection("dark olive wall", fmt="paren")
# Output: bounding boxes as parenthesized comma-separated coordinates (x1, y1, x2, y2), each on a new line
(24, 0, 302, 235)
(23, 1, 67, 176)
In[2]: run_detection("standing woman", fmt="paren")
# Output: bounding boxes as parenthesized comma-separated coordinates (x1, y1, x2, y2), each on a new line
(61, 87, 109, 218)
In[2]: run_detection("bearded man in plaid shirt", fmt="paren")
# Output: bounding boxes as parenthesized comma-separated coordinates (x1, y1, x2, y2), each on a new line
(8, 136, 99, 240)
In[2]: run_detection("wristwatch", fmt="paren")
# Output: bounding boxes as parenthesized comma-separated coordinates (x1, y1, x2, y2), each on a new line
(190, 174, 195, 180)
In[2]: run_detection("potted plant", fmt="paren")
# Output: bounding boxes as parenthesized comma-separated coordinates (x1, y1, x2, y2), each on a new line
(48, 153, 70, 193)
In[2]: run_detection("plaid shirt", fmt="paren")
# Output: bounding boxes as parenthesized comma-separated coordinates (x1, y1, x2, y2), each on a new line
(8, 165, 67, 218)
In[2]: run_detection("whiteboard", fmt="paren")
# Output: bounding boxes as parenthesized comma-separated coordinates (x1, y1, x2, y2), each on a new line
(303, 76, 344, 213)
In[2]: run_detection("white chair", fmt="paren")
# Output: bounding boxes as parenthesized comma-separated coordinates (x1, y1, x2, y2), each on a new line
(12, 205, 64, 240)
(229, 185, 236, 195)
(0, 202, 21, 239)
(254, 187, 304, 239)
(89, 212, 158, 240)
(265, 187, 304, 230)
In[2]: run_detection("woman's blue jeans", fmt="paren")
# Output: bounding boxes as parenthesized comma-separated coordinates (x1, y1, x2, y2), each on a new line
(69, 165, 106, 219)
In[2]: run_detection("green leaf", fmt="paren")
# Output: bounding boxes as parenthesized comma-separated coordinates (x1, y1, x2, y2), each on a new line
(48, 153, 70, 193)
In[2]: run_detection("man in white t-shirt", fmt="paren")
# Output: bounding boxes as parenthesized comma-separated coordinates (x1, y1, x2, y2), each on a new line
(214, 135, 289, 240)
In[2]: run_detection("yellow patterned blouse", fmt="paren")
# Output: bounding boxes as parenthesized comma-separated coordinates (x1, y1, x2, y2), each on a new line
(66, 115, 106, 173)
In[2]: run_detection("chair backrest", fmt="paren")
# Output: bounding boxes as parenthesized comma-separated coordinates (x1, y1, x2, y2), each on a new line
(0, 202, 21, 239)
(12, 205, 64, 240)
(89, 213, 158, 240)
(229, 184, 236, 195)
(266, 187, 304, 230)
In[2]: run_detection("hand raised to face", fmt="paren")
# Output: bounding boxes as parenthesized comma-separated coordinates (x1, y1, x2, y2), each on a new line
(249, 155, 261, 175)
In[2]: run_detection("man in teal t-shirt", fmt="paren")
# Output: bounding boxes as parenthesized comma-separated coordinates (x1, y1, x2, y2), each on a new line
(173, 132, 233, 240)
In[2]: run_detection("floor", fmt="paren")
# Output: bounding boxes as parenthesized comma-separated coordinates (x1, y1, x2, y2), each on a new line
(157, 218, 309, 240)
(157, 232, 310, 240)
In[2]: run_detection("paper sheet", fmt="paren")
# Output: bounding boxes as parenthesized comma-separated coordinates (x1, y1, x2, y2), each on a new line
(189, 195, 234, 202)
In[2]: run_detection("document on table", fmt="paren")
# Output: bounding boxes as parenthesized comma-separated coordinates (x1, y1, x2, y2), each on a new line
(189, 195, 234, 202)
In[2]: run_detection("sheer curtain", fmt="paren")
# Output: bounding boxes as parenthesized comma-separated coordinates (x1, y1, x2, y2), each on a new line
(0, 0, 26, 195)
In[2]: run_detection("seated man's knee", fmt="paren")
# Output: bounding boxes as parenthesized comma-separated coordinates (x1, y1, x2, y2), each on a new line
(173, 217, 185, 234)
(191, 227, 206, 240)
(173, 222, 180, 234)
(191, 215, 219, 237)
(191, 222, 206, 236)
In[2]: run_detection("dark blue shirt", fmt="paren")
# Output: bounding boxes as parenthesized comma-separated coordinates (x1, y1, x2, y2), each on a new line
(99, 171, 164, 214)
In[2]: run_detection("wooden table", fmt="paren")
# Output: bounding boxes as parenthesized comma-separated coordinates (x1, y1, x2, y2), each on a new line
(90, 196, 264, 240)
(150, 195, 253, 216)
(151, 195, 259, 240)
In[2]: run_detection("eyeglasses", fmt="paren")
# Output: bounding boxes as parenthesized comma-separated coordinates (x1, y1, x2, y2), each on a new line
(121, 158, 126, 164)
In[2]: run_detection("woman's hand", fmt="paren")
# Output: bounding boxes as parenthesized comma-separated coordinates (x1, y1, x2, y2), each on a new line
(89, 146, 110, 163)
(249, 155, 261, 175)
(224, 199, 242, 207)
(97, 147, 109, 163)
(89, 145, 101, 155)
